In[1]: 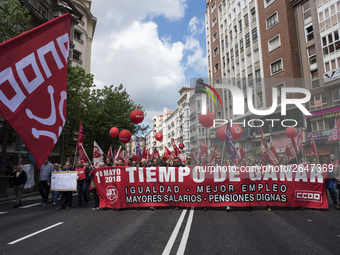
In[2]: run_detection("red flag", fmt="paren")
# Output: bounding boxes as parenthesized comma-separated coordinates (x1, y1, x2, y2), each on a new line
(285, 137, 298, 157)
(163, 146, 174, 161)
(209, 145, 221, 164)
(240, 143, 246, 160)
(142, 147, 148, 159)
(327, 118, 340, 142)
(93, 141, 104, 168)
(107, 146, 113, 159)
(200, 138, 208, 156)
(171, 138, 181, 156)
(76, 122, 84, 149)
(114, 146, 124, 160)
(264, 145, 280, 164)
(297, 126, 303, 149)
(79, 145, 88, 162)
(311, 134, 318, 156)
(0, 14, 72, 168)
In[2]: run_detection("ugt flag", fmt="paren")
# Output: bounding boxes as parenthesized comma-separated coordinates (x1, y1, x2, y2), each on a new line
(0, 13, 72, 168)
(93, 141, 104, 168)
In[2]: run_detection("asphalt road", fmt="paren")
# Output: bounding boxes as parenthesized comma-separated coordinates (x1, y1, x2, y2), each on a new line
(0, 194, 339, 255)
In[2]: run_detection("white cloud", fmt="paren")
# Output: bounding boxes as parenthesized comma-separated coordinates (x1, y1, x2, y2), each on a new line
(188, 16, 204, 35)
(92, 21, 186, 127)
(90, 1, 207, 129)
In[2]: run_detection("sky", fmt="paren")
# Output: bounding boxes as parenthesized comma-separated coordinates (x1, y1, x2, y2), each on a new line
(90, 0, 208, 130)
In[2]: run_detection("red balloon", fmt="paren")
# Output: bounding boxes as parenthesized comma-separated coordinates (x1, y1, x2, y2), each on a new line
(155, 132, 163, 141)
(130, 109, 144, 124)
(179, 143, 185, 149)
(217, 125, 228, 141)
(285, 127, 297, 138)
(119, 129, 131, 143)
(110, 127, 119, 137)
(132, 155, 141, 162)
(199, 110, 215, 128)
(231, 125, 244, 140)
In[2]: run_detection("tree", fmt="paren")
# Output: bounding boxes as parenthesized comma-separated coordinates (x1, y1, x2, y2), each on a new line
(58, 63, 93, 162)
(0, 0, 31, 43)
(82, 84, 148, 157)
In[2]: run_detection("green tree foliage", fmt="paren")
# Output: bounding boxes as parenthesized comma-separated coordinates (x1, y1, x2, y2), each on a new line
(60, 63, 148, 161)
(82, 84, 148, 157)
(0, 0, 31, 43)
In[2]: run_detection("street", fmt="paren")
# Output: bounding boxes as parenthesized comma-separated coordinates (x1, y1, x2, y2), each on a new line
(0, 194, 339, 255)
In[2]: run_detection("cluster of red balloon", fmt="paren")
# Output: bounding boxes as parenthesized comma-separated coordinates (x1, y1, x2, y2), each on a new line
(109, 109, 144, 144)
(198, 110, 244, 141)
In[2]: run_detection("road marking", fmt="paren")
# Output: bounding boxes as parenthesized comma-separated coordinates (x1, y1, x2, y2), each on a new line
(0, 211, 8, 215)
(176, 208, 194, 255)
(8, 222, 64, 245)
(162, 209, 187, 255)
(19, 203, 41, 209)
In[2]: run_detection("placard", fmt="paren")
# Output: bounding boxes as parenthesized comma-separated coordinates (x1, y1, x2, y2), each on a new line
(51, 171, 78, 191)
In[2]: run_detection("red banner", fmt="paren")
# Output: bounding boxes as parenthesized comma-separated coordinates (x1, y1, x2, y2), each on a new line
(0, 13, 72, 168)
(94, 165, 330, 210)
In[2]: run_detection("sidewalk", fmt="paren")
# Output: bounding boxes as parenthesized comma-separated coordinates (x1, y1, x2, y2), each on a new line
(0, 187, 40, 203)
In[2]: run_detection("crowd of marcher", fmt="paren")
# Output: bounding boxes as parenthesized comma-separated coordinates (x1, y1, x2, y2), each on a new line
(9, 153, 340, 212)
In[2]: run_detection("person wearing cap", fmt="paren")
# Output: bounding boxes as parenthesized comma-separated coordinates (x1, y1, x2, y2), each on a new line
(75, 160, 90, 206)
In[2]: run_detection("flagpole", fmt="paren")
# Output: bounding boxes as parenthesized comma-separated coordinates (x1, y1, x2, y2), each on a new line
(80, 144, 94, 168)
(72, 147, 78, 168)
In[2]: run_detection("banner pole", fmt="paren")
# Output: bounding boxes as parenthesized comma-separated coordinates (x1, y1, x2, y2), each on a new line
(72, 147, 78, 168)
(80, 143, 94, 168)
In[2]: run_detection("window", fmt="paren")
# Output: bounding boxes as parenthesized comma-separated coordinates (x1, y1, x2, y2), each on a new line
(252, 28, 258, 42)
(244, 14, 249, 27)
(213, 32, 218, 42)
(266, 12, 278, 30)
(214, 62, 220, 72)
(257, 92, 263, 107)
(214, 47, 219, 57)
(240, 39, 244, 52)
(274, 83, 285, 97)
(248, 73, 253, 86)
(321, 30, 340, 56)
(245, 33, 250, 47)
(211, 2, 216, 13)
(234, 25, 237, 34)
(230, 48, 234, 60)
(251, 7, 256, 20)
(310, 93, 327, 110)
(271, 59, 283, 75)
(235, 43, 239, 56)
(332, 88, 340, 105)
(255, 69, 261, 84)
(225, 35, 229, 46)
(230, 30, 233, 41)
(221, 39, 224, 51)
(239, 20, 242, 32)
(73, 50, 82, 64)
(265, 0, 276, 8)
(212, 17, 217, 27)
(307, 45, 317, 65)
(305, 25, 314, 42)
(311, 70, 320, 89)
(39, 5, 47, 18)
(302, 1, 311, 23)
(268, 34, 281, 52)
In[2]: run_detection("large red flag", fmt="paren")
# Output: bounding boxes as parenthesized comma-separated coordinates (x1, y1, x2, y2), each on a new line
(163, 146, 173, 160)
(171, 138, 181, 156)
(0, 13, 72, 168)
(285, 137, 298, 157)
(200, 138, 208, 156)
(327, 118, 340, 142)
(311, 134, 318, 156)
(76, 122, 84, 149)
(264, 145, 280, 164)
(107, 146, 113, 159)
(192, 148, 197, 163)
(79, 144, 88, 162)
(114, 146, 124, 160)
